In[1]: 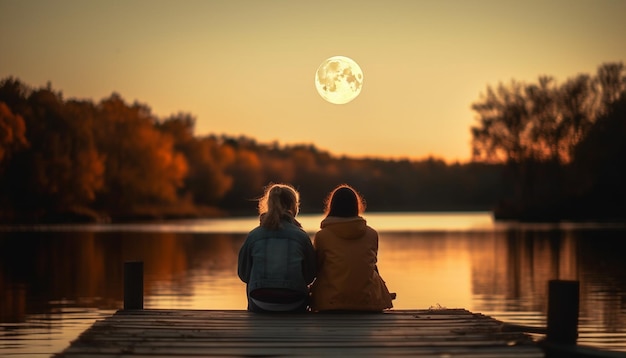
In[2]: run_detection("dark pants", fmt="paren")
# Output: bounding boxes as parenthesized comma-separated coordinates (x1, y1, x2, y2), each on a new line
(247, 288, 309, 313)
(247, 298, 309, 313)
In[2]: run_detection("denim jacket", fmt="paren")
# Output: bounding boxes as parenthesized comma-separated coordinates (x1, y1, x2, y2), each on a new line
(238, 219, 316, 297)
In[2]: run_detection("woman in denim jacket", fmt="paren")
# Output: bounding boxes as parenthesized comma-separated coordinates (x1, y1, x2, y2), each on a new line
(238, 183, 316, 312)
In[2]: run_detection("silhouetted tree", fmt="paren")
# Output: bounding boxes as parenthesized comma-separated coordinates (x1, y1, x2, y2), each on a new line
(471, 62, 625, 221)
(471, 80, 530, 163)
(569, 91, 626, 220)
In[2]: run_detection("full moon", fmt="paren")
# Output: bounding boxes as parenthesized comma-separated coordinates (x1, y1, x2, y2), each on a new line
(315, 56, 363, 104)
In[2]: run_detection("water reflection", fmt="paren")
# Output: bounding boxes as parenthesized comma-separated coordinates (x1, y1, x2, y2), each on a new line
(470, 230, 579, 314)
(1, 214, 625, 355)
(379, 232, 474, 309)
(0, 231, 251, 318)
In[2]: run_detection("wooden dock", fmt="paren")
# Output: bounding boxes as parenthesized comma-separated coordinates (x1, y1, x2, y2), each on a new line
(54, 308, 544, 357)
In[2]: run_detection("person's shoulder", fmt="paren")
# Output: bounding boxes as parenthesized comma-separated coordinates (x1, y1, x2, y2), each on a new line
(364, 225, 379, 236)
(315, 226, 331, 237)
(281, 222, 310, 240)
(313, 226, 332, 242)
(248, 225, 264, 234)
(365, 224, 378, 231)
(286, 222, 309, 236)
(245, 225, 267, 240)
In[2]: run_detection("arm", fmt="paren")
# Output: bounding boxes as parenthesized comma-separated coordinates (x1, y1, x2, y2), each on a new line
(302, 234, 317, 285)
(371, 227, 379, 265)
(237, 238, 252, 283)
(312, 232, 325, 274)
(371, 228, 381, 273)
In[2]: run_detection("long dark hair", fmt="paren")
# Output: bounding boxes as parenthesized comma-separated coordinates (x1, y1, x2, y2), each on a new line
(324, 184, 366, 218)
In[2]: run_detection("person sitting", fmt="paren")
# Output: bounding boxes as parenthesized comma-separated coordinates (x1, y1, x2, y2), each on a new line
(238, 183, 316, 313)
(310, 184, 393, 312)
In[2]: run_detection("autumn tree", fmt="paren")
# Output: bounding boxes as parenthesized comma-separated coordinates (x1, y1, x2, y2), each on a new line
(94, 94, 188, 216)
(0, 102, 29, 166)
(156, 115, 235, 207)
(0, 76, 520, 222)
(0, 102, 29, 220)
(0, 82, 106, 220)
(218, 138, 264, 212)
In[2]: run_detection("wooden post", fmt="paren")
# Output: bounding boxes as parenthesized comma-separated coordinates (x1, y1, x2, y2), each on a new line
(546, 279, 579, 345)
(124, 261, 143, 310)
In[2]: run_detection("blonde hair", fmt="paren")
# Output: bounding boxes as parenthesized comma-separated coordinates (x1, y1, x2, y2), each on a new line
(258, 183, 301, 230)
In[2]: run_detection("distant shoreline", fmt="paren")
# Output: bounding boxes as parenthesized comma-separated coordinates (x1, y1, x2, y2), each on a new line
(2, 208, 625, 226)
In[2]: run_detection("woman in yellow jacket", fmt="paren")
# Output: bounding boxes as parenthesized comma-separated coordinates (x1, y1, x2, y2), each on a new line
(310, 184, 393, 312)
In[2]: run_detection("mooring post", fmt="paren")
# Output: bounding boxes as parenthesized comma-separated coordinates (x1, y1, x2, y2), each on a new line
(124, 261, 144, 310)
(546, 279, 579, 345)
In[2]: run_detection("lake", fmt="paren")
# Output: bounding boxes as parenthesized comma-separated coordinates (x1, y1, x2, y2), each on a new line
(1, 212, 625, 356)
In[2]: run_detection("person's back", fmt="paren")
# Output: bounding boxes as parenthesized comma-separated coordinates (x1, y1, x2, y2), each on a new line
(238, 183, 316, 313)
(309, 185, 393, 312)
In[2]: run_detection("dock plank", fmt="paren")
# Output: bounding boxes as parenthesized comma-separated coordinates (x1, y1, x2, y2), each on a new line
(55, 309, 544, 357)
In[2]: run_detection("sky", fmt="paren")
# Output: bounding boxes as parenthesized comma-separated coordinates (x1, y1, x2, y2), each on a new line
(1, 0, 625, 163)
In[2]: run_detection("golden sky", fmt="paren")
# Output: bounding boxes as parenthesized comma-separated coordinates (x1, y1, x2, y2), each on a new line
(1, 0, 625, 162)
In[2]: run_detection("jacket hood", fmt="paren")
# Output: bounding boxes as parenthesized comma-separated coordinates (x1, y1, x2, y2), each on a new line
(320, 216, 367, 239)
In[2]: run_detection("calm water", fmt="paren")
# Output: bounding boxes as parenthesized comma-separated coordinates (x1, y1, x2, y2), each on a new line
(1, 212, 625, 356)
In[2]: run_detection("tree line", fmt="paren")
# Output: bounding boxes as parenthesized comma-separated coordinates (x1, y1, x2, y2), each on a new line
(471, 62, 625, 221)
(0, 77, 503, 223)
(1, 61, 623, 223)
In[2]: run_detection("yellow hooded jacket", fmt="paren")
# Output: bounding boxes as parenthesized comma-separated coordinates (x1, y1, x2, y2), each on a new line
(310, 216, 393, 312)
